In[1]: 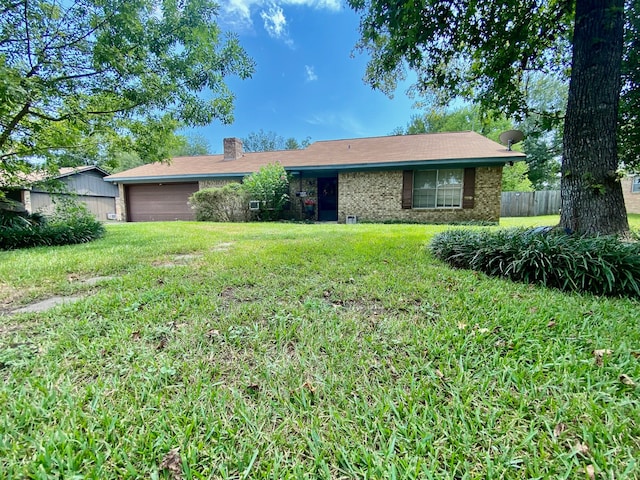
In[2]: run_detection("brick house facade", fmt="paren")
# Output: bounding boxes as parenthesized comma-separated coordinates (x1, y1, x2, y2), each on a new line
(337, 167, 502, 223)
(105, 132, 523, 223)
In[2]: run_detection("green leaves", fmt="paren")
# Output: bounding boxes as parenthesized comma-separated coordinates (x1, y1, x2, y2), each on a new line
(189, 183, 249, 222)
(242, 163, 291, 221)
(0, 198, 105, 250)
(191, 164, 294, 223)
(242, 129, 311, 152)
(349, 0, 574, 115)
(0, 0, 254, 166)
(429, 227, 640, 297)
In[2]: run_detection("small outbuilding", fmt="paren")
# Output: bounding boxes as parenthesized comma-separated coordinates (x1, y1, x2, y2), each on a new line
(3, 166, 120, 221)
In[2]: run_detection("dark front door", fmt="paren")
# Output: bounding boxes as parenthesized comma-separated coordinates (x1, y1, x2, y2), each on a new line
(317, 176, 338, 221)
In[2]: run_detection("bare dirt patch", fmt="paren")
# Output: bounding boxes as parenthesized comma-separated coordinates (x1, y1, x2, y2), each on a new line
(79, 276, 117, 286)
(0, 323, 24, 336)
(0, 284, 24, 311)
(153, 253, 203, 268)
(211, 243, 233, 252)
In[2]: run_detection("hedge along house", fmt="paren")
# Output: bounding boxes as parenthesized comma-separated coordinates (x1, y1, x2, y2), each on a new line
(104, 132, 525, 223)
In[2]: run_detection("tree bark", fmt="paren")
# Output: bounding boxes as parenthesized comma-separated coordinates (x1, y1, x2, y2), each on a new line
(0, 102, 31, 154)
(560, 0, 629, 235)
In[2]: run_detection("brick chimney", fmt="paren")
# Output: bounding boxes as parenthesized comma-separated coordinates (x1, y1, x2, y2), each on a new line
(223, 137, 243, 161)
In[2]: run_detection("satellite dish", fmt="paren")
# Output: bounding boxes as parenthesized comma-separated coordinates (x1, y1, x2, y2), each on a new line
(499, 129, 524, 151)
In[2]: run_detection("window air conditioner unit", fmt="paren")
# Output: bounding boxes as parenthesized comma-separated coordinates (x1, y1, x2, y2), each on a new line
(249, 200, 261, 211)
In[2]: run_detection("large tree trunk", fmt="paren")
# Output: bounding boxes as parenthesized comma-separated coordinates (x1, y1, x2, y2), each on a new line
(560, 0, 629, 235)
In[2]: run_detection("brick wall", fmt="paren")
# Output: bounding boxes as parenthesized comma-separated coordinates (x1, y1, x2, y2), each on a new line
(622, 176, 640, 214)
(116, 184, 126, 221)
(199, 178, 317, 220)
(194, 167, 504, 223)
(199, 179, 238, 189)
(289, 178, 318, 220)
(337, 167, 503, 223)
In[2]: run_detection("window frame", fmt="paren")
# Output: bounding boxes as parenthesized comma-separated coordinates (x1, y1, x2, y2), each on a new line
(412, 168, 464, 209)
(632, 176, 640, 194)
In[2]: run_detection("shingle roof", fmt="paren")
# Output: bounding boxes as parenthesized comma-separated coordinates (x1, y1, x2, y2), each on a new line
(105, 131, 525, 183)
(1, 165, 109, 188)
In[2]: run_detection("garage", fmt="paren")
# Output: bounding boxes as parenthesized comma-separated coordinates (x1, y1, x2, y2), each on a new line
(125, 183, 198, 222)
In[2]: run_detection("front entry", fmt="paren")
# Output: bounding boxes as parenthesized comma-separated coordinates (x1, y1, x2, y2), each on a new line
(317, 176, 338, 221)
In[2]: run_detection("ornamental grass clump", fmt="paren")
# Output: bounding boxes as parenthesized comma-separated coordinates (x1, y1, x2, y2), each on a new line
(429, 227, 640, 297)
(0, 198, 104, 250)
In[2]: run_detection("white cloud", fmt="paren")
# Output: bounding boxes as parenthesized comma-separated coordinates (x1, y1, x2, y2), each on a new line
(221, 0, 255, 30)
(220, 0, 341, 39)
(279, 0, 340, 9)
(305, 65, 318, 82)
(305, 112, 367, 136)
(261, 4, 288, 39)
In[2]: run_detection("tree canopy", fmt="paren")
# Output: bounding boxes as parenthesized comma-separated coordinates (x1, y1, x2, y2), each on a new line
(349, 0, 631, 235)
(392, 106, 511, 140)
(242, 129, 311, 152)
(394, 104, 558, 190)
(393, 106, 534, 192)
(349, 0, 574, 116)
(0, 0, 254, 185)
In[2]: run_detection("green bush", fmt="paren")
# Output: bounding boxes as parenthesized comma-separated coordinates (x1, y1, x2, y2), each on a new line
(242, 163, 290, 221)
(0, 199, 105, 250)
(189, 183, 250, 222)
(429, 228, 640, 297)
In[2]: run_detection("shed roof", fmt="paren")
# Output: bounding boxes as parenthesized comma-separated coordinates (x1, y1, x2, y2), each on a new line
(1, 165, 111, 189)
(105, 131, 525, 183)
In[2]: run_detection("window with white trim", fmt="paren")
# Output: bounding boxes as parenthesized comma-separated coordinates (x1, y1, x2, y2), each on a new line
(413, 169, 464, 208)
(633, 176, 640, 193)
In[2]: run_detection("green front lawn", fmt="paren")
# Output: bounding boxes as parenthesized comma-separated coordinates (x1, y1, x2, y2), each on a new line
(502, 213, 640, 229)
(1, 221, 638, 478)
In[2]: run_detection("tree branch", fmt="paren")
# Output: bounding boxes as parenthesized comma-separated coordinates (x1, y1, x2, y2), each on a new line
(28, 101, 143, 122)
(0, 102, 31, 152)
(0, 0, 25, 16)
(0, 141, 96, 161)
(41, 3, 114, 53)
(49, 69, 106, 84)
(23, 0, 34, 71)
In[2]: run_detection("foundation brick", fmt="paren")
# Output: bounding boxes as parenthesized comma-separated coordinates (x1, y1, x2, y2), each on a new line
(622, 176, 640, 214)
(337, 167, 503, 223)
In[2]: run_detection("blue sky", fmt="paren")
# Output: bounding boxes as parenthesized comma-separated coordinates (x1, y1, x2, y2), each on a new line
(192, 0, 418, 153)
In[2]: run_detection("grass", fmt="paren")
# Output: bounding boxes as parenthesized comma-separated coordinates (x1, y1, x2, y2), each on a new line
(501, 213, 640, 229)
(0, 219, 639, 479)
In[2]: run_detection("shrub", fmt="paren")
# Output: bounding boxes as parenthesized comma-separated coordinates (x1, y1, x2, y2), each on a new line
(429, 228, 640, 297)
(0, 198, 104, 250)
(242, 163, 290, 221)
(189, 183, 250, 222)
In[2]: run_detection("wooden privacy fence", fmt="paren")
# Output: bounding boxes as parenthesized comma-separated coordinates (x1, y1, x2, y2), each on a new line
(501, 191, 561, 217)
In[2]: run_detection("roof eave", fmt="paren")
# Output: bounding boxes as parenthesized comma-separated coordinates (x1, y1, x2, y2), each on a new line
(56, 166, 110, 179)
(103, 173, 247, 184)
(104, 156, 524, 184)
(290, 156, 524, 173)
